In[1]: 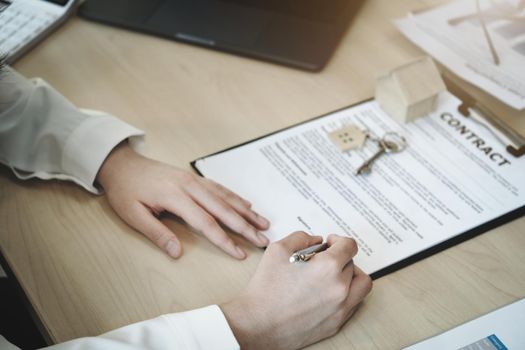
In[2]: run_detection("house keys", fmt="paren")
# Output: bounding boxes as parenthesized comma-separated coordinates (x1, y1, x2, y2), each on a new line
(355, 132, 407, 175)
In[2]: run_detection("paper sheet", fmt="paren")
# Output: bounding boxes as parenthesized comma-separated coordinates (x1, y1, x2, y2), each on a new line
(404, 299, 525, 349)
(194, 92, 525, 275)
(395, 0, 525, 110)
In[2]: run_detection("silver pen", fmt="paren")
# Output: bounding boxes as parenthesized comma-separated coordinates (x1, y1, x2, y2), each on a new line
(289, 242, 328, 263)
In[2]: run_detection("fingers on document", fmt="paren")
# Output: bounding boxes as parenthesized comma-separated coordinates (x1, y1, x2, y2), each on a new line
(201, 177, 271, 231)
(206, 179, 253, 208)
(321, 236, 371, 319)
(323, 234, 359, 270)
(164, 196, 246, 260)
(344, 266, 373, 315)
(327, 266, 372, 332)
(325, 236, 371, 309)
(186, 178, 269, 247)
(128, 202, 183, 259)
(341, 260, 355, 284)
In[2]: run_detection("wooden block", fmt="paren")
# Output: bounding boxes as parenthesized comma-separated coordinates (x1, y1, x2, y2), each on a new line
(328, 125, 368, 152)
(375, 56, 446, 124)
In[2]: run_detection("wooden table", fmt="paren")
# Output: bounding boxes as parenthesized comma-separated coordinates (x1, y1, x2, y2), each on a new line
(2, 1, 525, 349)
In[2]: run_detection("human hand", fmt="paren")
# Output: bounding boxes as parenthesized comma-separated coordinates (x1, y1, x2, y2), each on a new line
(96, 142, 270, 259)
(220, 232, 373, 350)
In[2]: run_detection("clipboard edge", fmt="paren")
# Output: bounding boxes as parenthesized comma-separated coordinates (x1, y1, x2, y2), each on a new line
(369, 204, 525, 280)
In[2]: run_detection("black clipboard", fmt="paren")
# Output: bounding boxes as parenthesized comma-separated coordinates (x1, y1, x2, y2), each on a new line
(191, 91, 525, 280)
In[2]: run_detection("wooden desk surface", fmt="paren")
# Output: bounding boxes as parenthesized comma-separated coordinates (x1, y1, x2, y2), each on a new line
(2, 1, 525, 349)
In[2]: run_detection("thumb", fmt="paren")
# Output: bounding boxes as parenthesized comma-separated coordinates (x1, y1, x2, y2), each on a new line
(275, 231, 323, 254)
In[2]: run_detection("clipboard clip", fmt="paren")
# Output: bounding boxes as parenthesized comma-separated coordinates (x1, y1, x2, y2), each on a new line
(444, 75, 525, 158)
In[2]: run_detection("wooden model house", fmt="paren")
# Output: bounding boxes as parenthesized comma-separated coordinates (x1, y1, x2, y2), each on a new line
(375, 56, 446, 123)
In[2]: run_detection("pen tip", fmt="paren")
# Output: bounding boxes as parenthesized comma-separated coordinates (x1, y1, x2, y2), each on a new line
(289, 256, 297, 263)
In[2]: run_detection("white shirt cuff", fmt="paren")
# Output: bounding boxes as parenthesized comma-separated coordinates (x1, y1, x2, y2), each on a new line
(61, 109, 144, 194)
(162, 305, 240, 350)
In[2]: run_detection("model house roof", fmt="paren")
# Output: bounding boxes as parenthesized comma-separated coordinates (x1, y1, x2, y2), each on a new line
(388, 56, 446, 105)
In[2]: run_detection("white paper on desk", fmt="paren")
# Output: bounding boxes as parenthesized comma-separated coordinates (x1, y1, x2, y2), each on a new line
(194, 92, 525, 275)
(395, 0, 525, 110)
(403, 298, 525, 349)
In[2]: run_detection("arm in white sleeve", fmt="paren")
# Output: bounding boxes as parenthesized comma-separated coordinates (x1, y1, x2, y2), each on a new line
(0, 305, 240, 350)
(0, 67, 144, 194)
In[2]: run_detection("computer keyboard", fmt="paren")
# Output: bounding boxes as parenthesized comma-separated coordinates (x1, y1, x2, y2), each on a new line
(0, 0, 75, 62)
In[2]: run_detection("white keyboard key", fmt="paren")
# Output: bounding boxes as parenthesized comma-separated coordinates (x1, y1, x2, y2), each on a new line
(0, 0, 72, 60)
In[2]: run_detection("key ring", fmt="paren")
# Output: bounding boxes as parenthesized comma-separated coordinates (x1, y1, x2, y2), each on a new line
(355, 131, 407, 175)
(379, 132, 407, 153)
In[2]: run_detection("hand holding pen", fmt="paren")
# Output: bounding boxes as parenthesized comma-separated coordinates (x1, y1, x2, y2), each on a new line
(221, 232, 372, 350)
(289, 242, 329, 263)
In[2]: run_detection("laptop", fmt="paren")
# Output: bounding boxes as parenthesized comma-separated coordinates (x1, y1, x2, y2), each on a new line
(0, 0, 78, 63)
(79, 0, 363, 71)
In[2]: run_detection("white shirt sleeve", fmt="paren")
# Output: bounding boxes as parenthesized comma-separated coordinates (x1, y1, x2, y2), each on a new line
(0, 305, 240, 350)
(0, 68, 241, 348)
(0, 67, 145, 194)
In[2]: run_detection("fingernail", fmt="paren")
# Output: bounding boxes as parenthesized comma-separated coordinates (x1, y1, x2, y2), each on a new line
(235, 246, 246, 259)
(257, 232, 269, 246)
(166, 240, 181, 258)
(257, 215, 270, 228)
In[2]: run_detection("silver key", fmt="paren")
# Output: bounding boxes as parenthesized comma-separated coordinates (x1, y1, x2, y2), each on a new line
(355, 132, 406, 175)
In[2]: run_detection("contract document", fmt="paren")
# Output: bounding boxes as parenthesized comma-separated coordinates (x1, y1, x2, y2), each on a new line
(193, 92, 525, 276)
(396, 0, 525, 110)
(404, 298, 525, 350)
